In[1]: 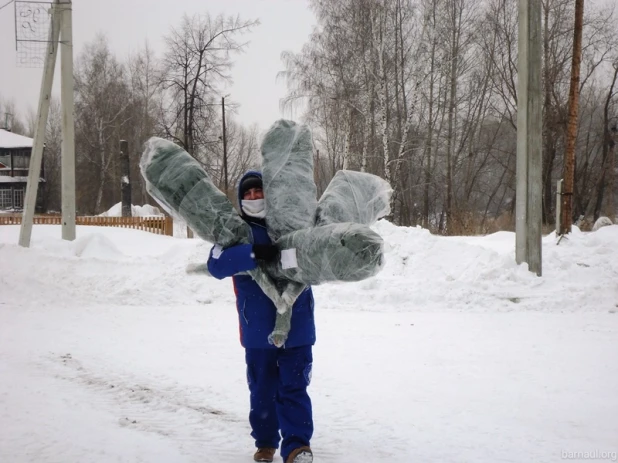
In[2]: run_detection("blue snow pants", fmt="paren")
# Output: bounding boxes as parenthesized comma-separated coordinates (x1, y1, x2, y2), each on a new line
(245, 345, 313, 461)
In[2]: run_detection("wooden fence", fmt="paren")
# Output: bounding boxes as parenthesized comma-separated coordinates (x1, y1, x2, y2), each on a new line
(0, 214, 174, 236)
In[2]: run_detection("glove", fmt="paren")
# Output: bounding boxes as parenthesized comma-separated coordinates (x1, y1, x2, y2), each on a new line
(252, 244, 280, 262)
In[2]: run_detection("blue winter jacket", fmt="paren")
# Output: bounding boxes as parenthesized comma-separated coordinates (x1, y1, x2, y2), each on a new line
(206, 171, 316, 349)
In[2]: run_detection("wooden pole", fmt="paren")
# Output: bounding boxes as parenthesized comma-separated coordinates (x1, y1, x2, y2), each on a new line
(556, 179, 563, 233)
(120, 140, 132, 217)
(560, 0, 585, 234)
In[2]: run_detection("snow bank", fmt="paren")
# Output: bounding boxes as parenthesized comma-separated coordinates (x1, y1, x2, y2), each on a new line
(99, 202, 163, 218)
(593, 216, 614, 231)
(1, 221, 617, 314)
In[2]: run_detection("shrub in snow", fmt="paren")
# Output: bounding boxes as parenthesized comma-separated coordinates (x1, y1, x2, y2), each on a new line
(592, 216, 613, 231)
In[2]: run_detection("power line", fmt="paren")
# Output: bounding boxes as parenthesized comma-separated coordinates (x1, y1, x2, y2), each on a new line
(0, 0, 14, 11)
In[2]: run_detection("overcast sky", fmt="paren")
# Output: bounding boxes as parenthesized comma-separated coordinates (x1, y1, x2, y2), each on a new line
(0, 0, 315, 131)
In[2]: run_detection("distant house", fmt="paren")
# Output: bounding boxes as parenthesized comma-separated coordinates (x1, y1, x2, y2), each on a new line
(0, 129, 46, 211)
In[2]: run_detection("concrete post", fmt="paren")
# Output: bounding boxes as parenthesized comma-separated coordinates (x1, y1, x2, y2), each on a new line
(19, 1, 62, 247)
(60, 0, 76, 241)
(516, 0, 543, 275)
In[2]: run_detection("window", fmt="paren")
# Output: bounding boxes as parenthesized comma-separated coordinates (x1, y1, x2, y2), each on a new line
(13, 188, 24, 209)
(12, 154, 29, 168)
(0, 189, 12, 209)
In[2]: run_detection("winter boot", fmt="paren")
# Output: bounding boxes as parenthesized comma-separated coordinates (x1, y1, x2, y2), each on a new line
(253, 447, 276, 462)
(285, 446, 313, 463)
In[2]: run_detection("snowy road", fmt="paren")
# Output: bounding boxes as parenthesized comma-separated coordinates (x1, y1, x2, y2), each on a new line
(1, 223, 617, 462)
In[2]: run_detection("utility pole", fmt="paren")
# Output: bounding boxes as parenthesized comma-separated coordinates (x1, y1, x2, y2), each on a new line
(19, 1, 62, 247)
(221, 96, 228, 194)
(120, 140, 132, 217)
(19, 0, 75, 247)
(60, 0, 76, 241)
(560, 0, 585, 235)
(516, 0, 543, 275)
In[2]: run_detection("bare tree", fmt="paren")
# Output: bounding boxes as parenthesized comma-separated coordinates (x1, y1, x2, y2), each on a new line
(160, 13, 258, 157)
(201, 120, 260, 201)
(74, 35, 133, 214)
(590, 60, 618, 221)
(281, 0, 618, 231)
(27, 99, 62, 212)
(127, 42, 163, 206)
(0, 96, 27, 134)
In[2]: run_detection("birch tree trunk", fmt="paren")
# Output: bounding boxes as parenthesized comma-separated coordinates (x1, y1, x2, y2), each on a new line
(372, 7, 392, 189)
(592, 62, 618, 220)
(445, 0, 461, 231)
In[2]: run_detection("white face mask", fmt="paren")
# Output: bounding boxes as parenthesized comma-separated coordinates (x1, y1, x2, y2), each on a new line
(241, 199, 266, 218)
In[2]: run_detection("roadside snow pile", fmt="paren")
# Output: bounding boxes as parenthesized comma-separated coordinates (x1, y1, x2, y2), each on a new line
(99, 202, 163, 217)
(317, 221, 618, 314)
(1, 221, 617, 315)
(72, 233, 127, 260)
(592, 216, 614, 231)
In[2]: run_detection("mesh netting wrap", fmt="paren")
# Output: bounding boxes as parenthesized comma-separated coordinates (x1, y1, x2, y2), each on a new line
(140, 138, 250, 247)
(140, 137, 296, 320)
(260, 119, 316, 346)
(267, 280, 307, 347)
(139, 128, 390, 349)
(265, 223, 384, 285)
(260, 127, 392, 346)
(315, 170, 393, 226)
(262, 120, 317, 241)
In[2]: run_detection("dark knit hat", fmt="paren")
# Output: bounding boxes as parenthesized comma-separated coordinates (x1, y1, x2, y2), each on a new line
(239, 175, 263, 198)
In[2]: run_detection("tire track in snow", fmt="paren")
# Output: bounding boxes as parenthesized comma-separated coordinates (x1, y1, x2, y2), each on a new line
(41, 352, 248, 460)
(40, 353, 349, 462)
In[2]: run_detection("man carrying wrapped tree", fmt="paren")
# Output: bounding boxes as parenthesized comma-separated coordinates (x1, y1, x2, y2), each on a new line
(207, 171, 315, 463)
(140, 119, 392, 463)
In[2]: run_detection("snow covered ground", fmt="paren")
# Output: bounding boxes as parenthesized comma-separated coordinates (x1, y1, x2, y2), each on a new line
(1, 221, 617, 463)
(98, 202, 164, 218)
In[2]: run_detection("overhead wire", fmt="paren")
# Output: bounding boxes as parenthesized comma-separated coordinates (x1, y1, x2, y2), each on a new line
(0, 0, 15, 12)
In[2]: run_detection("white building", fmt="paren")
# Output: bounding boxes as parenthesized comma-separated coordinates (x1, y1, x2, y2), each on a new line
(0, 129, 45, 211)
